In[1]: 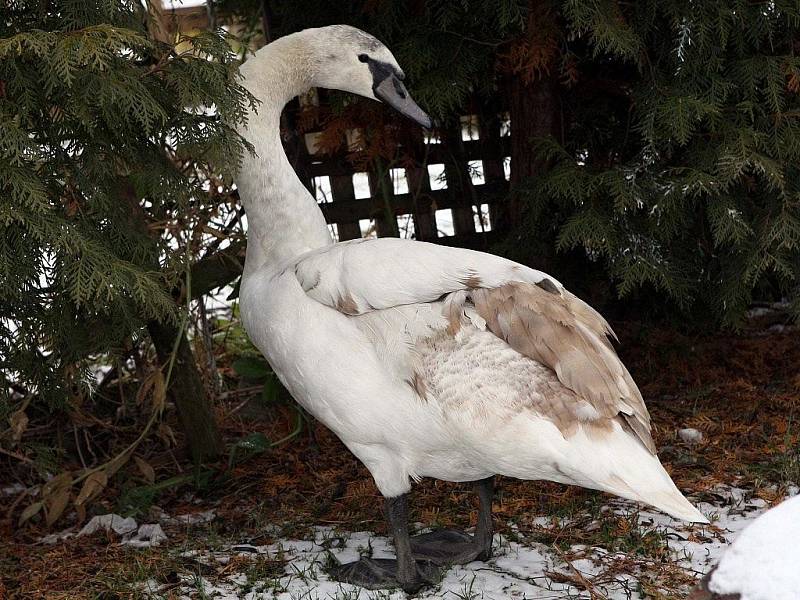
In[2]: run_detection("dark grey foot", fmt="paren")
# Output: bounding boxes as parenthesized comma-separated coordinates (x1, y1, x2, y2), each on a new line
(329, 558, 440, 592)
(411, 529, 492, 565)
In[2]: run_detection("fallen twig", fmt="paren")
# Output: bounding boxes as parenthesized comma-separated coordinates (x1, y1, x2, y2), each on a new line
(553, 545, 610, 600)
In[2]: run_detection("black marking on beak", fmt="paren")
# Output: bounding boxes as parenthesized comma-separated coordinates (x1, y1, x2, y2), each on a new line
(365, 57, 431, 129)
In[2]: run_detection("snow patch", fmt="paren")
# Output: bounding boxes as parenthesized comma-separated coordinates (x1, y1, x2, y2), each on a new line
(161, 508, 217, 526)
(77, 513, 168, 547)
(122, 523, 168, 548)
(1, 483, 28, 496)
(114, 485, 796, 599)
(39, 528, 76, 545)
(78, 514, 138, 537)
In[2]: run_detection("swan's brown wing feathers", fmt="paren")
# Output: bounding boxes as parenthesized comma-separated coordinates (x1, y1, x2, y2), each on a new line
(468, 282, 655, 454)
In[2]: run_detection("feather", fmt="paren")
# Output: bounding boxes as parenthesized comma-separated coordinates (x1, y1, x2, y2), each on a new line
(469, 282, 655, 453)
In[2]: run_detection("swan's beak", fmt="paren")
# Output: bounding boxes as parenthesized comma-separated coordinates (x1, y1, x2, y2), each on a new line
(373, 74, 432, 129)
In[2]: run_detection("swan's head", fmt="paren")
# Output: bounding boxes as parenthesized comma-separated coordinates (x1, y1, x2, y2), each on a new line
(305, 25, 432, 129)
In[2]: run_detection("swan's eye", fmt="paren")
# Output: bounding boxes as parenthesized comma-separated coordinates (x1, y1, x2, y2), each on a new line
(358, 54, 369, 63)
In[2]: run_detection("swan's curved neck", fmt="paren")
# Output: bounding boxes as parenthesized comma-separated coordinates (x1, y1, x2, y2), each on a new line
(236, 36, 332, 280)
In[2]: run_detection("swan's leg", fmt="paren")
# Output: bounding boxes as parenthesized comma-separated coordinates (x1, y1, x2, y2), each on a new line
(328, 494, 439, 592)
(410, 476, 495, 565)
(474, 475, 494, 560)
(386, 494, 427, 590)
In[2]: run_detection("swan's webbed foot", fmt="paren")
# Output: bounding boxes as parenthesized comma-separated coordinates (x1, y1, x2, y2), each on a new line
(328, 493, 441, 592)
(411, 476, 495, 566)
(329, 477, 495, 591)
(329, 557, 440, 592)
(410, 529, 491, 565)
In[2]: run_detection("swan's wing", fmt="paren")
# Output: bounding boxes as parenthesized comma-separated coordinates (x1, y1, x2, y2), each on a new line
(292, 237, 654, 453)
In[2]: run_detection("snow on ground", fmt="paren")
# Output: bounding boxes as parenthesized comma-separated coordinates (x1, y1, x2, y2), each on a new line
(142, 485, 797, 600)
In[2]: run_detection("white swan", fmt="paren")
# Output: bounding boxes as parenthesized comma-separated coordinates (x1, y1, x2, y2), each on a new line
(234, 25, 707, 592)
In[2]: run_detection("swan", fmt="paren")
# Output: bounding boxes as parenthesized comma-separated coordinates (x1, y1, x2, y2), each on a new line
(234, 24, 707, 592)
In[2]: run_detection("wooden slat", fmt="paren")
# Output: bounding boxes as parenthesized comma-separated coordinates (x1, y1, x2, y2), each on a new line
(478, 107, 507, 230)
(434, 230, 500, 250)
(301, 139, 511, 178)
(442, 123, 478, 236)
(405, 172, 435, 241)
(318, 183, 506, 223)
(368, 159, 399, 237)
(329, 174, 361, 241)
(404, 131, 436, 241)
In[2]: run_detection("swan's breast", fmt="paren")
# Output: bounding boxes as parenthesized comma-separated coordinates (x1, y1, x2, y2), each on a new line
(239, 268, 450, 451)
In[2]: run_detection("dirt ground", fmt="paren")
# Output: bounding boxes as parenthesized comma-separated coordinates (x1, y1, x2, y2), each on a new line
(2, 319, 798, 599)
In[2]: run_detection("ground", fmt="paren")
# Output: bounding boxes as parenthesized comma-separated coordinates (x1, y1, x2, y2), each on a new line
(2, 318, 798, 599)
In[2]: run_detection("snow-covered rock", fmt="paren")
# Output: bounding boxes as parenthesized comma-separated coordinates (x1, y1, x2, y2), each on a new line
(708, 495, 800, 600)
(678, 427, 704, 444)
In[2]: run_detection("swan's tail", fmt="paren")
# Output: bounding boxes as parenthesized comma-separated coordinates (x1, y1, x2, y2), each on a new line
(592, 444, 709, 523)
(506, 419, 708, 523)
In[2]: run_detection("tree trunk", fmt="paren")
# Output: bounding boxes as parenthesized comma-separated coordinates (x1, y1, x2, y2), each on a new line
(507, 73, 561, 220)
(146, 240, 245, 463)
(509, 75, 561, 186)
(117, 179, 231, 463)
(148, 319, 223, 463)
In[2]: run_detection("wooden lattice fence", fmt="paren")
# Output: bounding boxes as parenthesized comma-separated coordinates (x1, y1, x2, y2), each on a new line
(290, 100, 512, 249)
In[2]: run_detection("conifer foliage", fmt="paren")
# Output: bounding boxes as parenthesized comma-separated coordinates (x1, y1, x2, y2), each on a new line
(1, 2, 253, 417)
(528, 0, 800, 325)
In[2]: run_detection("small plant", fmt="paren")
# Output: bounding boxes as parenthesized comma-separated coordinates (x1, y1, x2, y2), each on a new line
(451, 574, 482, 600)
(239, 554, 286, 595)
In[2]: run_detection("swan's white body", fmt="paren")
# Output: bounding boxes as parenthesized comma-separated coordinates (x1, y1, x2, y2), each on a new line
(235, 26, 706, 523)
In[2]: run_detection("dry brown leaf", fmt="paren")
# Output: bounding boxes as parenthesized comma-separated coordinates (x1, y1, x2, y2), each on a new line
(787, 70, 800, 94)
(134, 370, 166, 413)
(76, 502, 86, 524)
(134, 455, 156, 484)
(157, 423, 177, 447)
(75, 471, 108, 507)
(151, 370, 166, 413)
(105, 450, 132, 478)
(45, 486, 71, 526)
(42, 472, 72, 526)
(135, 373, 155, 407)
(41, 472, 72, 499)
(8, 409, 28, 443)
(18, 501, 43, 526)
